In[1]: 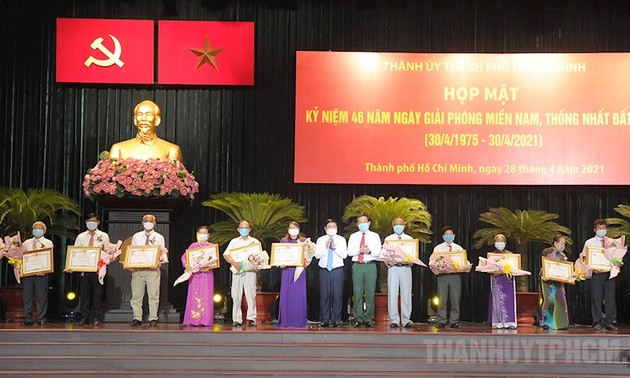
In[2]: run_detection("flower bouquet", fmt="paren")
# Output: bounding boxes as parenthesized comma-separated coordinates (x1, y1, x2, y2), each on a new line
(173, 251, 219, 287)
(429, 253, 472, 276)
(98, 240, 123, 285)
(82, 155, 199, 201)
(230, 250, 271, 275)
(0, 233, 24, 283)
(475, 256, 531, 278)
(378, 243, 427, 267)
(578, 235, 626, 280)
(293, 238, 318, 282)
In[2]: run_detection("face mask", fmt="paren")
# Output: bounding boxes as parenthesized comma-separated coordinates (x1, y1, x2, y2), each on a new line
(197, 233, 209, 242)
(32, 229, 44, 238)
(288, 228, 300, 237)
(86, 221, 98, 231)
(443, 234, 455, 244)
(326, 228, 337, 237)
(596, 229, 607, 238)
(494, 242, 506, 251)
(358, 223, 369, 232)
(143, 222, 154, 231)
(555, 243, 566, 252)
(393, 225, 405, 234)
(239, 228, 250, 237)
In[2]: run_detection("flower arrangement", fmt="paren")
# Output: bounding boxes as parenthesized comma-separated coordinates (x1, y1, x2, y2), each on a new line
(377, 244, 427, 267)
(429, 253, 473, 275)
(0, 233, 24, 283)
(82, 155, 199, 201)
(228, 250, 271, 275)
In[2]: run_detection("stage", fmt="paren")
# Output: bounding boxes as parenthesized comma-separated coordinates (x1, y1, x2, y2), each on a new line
(1, 322, 629, 377)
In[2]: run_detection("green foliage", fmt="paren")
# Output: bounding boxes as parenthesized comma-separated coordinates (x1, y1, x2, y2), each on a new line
(341, 195, 432, 242)
(606, 204, 630, 241)
(0, 188, 80, 239)
(202, 192, 307, 247)
(472, 207, 572, 250)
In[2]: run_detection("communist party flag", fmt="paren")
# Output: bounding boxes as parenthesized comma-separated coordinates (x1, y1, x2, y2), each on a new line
(56, 18, 154, 84)
(157, 21, 255, 86)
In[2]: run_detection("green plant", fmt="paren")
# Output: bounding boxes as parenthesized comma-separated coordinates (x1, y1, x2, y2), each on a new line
(0, 188, 80, 239)
(341, 195, 432, 241)
(606, 204, 630, 241)
(473, 207, 572, 292)
(202, 192, 307, 247)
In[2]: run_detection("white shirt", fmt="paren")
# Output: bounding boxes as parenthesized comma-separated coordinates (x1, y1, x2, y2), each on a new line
(75, 229, 110, 248)
(432, 241, 463, 253)
(223, 235, 261, 256)
(347, 230, 382, 262)
(581, 235, 607, 254)
(384, 232, 414, 242)
(315, 234, 348, 269)
(131, 230, 165, 247)
(23, 236, 54, 251)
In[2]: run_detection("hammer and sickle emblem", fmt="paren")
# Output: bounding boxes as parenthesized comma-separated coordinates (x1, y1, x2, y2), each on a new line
(84, 34, 125, 68)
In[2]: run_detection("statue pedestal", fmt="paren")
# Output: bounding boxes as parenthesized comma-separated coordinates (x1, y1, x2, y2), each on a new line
(95, 196, 189, 323)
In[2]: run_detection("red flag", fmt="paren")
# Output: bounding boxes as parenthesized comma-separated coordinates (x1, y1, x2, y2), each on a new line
(56, 18, 154, 84)
(157, 21, 254, 86)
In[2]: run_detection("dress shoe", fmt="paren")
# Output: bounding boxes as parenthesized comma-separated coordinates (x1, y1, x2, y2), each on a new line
(507, 326, 517, 330)
(233, 322, 242, 327)
(436, 323, 446, 329)
(403, 323, 414, 329)
(352, 321, 362, 328)
(604, 323, 618, 331)
(248, 320, 257, 327)
(390, 323, 399, 328)
(332, 322, 342, 328)
(450, 322, 461, 329)
(320, 322, 330, 328)
(149, 320, 158, 327)
(92, 320, 101, 326)
(593, 323, 604, 331)
(21, 321, 33, 326)
(364, 322, 374, 328)
(542, 325, 550, 330)
(77, 318, 91, 326)
(38, 320, 47, 326)
(130, 319, 142, 327)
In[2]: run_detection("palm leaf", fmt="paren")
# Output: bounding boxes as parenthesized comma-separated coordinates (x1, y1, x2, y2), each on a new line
(607, 204, 630, 240)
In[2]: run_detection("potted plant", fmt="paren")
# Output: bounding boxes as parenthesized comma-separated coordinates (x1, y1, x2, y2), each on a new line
(607, 204, 630, 238)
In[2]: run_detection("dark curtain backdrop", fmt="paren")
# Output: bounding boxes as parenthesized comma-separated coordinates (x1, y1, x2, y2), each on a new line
(2, 0, 630, 324)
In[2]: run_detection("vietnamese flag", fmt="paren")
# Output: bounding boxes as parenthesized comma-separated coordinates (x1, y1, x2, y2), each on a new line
(158, 21, 255, 86)
(56, 18, 154, 84)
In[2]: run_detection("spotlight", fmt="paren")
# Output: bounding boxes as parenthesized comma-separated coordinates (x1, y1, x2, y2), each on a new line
(213, 294, 222, 303)
(213, 292, 227, 323)
(427, 295, 439, 324)
(432, 295, 439, 308)
(65, 291, 78, 308)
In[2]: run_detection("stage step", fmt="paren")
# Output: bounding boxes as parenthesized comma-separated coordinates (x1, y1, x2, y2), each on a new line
(0, 326, 629, 376)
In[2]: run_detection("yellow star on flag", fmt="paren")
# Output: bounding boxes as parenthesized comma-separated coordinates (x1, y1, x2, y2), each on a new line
(189, 35, 224, 71)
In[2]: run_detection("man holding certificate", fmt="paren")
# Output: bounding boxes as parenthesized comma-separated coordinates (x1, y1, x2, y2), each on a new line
(431, 225, 464, 329)
(73, 213, 110, 326)
(223, 220, 261, 327)
(129, 214, 166, 327)
(581, 219, 618, 331)
(383, 217, 414, 329)
(348, 215, 381, 328)
(22, 221, 54, 326)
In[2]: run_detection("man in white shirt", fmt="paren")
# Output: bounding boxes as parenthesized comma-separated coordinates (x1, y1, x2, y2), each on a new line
(22, 221, 54, 326)
(223, 220, 261, 327)
(73, 213, 110, 326)
(581, 219, 618, 331)
(430, 225, 464, 328)
(129, 214, 166, 327)
(315, 219, 348, 327)
(384, 217, 414, 328)
(347, 215, 382, 327)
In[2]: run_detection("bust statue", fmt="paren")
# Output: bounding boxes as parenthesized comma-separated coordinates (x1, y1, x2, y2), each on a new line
(109, 100, 183, 162)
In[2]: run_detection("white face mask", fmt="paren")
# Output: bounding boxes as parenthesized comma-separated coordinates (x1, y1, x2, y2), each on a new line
(494, 242, 506, 251)
(143, 222, 154, 231)
(288, 228, 300, 237)
(86, 221, 98, 231)
(326, 228, 338, 237)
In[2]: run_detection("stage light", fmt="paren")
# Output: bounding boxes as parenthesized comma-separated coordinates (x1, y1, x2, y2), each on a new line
(67, 292, 76, 301)
(213, 294, 222, 303)
(214, 292, 228, 323)
(432, 295, 440, 308)
(64, 291, 78, 309)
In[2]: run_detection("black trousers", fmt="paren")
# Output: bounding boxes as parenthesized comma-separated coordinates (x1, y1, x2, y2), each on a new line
(79, 272, 103, 321)
(590, 272, 617, 325)
(319, 267, 344, 323)
(22, 275, 48, 322)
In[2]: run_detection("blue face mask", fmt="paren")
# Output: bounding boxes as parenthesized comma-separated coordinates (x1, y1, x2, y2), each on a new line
(494, 242, 506, 251)
(239, 228, 250, 237)
(32, 229, 44, 238)
(443, 234, 455, 244)
(358, 223, 370, 232)
(393, 225, 405, 234)
(596, 229, 606, 238)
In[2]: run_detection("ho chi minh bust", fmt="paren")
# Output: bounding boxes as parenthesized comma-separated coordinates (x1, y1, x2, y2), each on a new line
(109, 100, 183, 162)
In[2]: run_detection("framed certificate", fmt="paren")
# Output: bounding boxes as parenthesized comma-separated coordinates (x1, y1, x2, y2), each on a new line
(270, 243, 305, 267)
(123, 245, 160, 269)
(434, 250, 468, 267)
(386, 239, 420, 260)
(541, 257, 575, 284)
(584, 246, 611, 271)
(65, 246, 101, 272)
(21, 248, 54, 277)
(487, 252, 522, 270)
(228, 243, 263, 263)
(186, 245, 220, 271)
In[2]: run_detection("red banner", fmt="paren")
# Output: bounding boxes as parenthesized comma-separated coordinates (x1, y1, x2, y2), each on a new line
(295, 52, 630, 185)
(157, 21, 254, 85)
(56, 18, 154, 84)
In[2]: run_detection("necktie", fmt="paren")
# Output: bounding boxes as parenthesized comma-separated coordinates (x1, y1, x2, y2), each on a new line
(145, 234, 150, 245)
(33, 239, 37, 249)
(398, 235, 402, 240)
(448, 244, 452, 251)
(327, 237, 334, 271)
(359, 232, 366, 263)
(88, 232, 94, 247)
(601, 238, 605, 247)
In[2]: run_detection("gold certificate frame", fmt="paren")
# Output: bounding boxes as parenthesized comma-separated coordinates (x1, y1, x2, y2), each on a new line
(65, 246, 101, 272)
(434, 250, 468, 267)
(123, 245, 160, 269)
(186, 245, 220, 271)
(270, 243, 305, 267)
(487, 252, 522, 270)
(541, 257, 575, 284)
(584, 246, 611, 272)
(21, 248, 54, 277)
(386, 239, 420, 260)
(228, 243, 263, 263)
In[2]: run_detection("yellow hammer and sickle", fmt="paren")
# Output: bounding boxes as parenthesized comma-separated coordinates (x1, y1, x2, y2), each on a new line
(84, 34, 125, 68)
